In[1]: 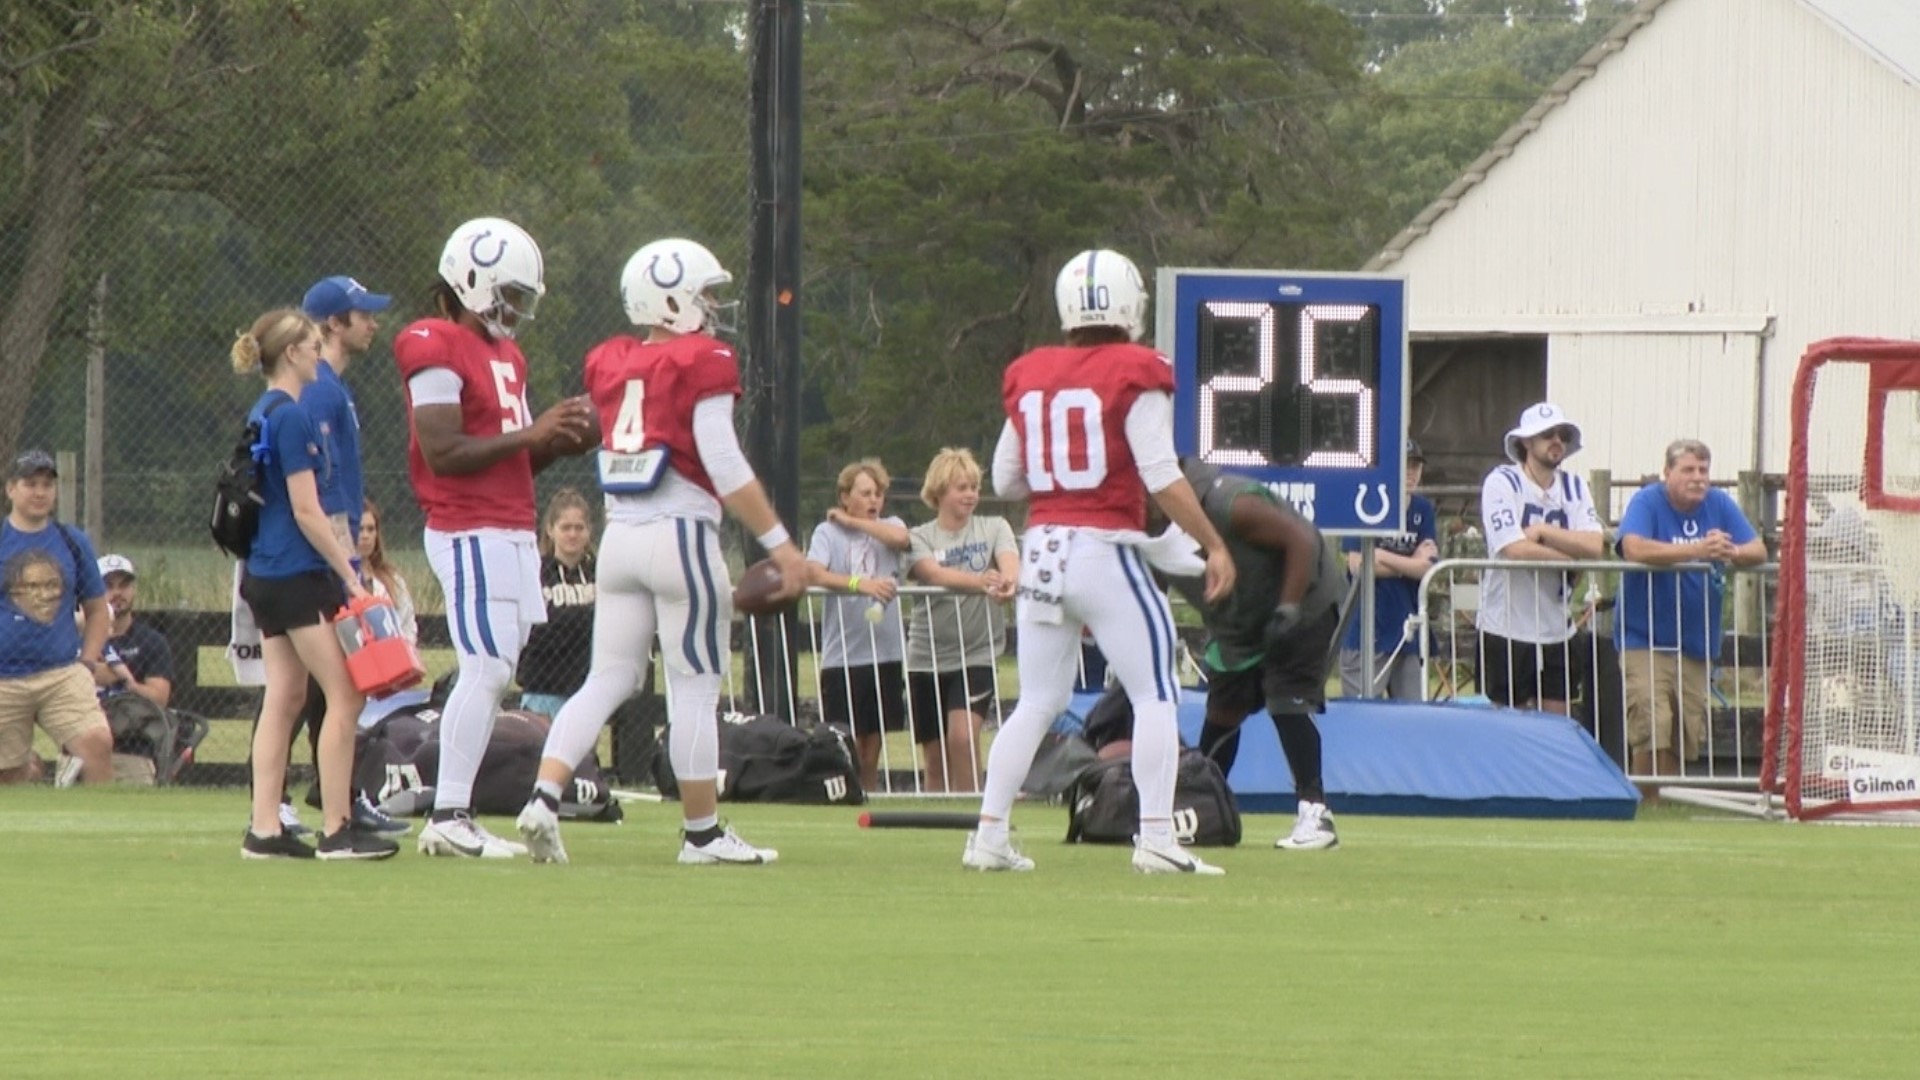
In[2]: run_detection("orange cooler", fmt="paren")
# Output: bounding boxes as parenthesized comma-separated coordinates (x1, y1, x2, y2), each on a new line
(333, 595, 425, 698)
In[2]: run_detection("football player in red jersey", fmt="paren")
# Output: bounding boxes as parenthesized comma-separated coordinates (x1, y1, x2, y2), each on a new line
(514, 237, 806, 866)
(965, 249, 1237, 876)
(397, 216, 595, 860)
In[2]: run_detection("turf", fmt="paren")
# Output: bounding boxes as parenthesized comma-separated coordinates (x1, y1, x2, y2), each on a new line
(2, 790, 1916, 1079)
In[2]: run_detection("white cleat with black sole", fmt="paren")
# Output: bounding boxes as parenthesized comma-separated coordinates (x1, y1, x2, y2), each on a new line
(1275, 800, 1339, 851)
(1131, 841, 1226, 876)
(679, 825, 777, 866)
(418, 813, 525, 859)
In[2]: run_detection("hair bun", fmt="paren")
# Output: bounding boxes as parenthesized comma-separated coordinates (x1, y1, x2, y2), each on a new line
(230, 331, 263, 374)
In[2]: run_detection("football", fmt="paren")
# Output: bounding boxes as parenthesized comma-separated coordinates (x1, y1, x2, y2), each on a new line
(732, 558, 795, 617)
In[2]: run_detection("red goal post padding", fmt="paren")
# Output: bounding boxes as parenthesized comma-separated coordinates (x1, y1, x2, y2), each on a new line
(1764, 337, 1920, 819)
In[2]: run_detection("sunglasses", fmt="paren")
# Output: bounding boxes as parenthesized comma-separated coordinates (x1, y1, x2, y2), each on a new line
(1537, 426, 1577, 443)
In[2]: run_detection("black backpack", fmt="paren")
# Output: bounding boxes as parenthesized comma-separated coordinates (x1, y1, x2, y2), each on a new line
(101, 695, 208, 786)
(210, 397, 289, 559)
(1063, 749, 1242, 847)
(651, 713, 865, 805)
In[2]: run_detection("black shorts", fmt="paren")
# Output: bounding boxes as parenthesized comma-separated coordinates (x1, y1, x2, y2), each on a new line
(241, 570, 345, 639)
(906, 666, 997, 744)
(1206, 604, 1338, 718)
(1478, 631, 1575, 707)
(819, 661, 906, 738)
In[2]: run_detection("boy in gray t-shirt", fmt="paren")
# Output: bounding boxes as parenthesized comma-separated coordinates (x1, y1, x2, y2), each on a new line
(903, 448, 1018, 793)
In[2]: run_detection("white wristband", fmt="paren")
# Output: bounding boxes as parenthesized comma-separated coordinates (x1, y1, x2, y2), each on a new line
(756, 524, 791, 551)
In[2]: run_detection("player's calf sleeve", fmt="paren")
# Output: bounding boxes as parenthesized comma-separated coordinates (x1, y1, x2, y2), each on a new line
(435, 653, 514, 813)
(1199, 720, 1242, 776)
(1130, 700, 1180, 845)
(541, 664, 640, 777)
(1271, 711, 1325, 804)
(667, 673, 724, 782)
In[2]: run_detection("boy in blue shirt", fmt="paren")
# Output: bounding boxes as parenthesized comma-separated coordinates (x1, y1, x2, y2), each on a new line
(1614, 439, 1767, 778)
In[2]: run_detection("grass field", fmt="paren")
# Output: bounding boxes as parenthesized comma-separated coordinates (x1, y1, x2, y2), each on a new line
(4, 790, 1917, 1079)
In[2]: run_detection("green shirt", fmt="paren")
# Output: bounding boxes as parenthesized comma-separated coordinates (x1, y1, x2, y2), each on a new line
(1171, 459, 1344, 671)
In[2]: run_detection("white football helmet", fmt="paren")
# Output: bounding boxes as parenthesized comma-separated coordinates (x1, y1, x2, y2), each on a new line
(621, 238, 735, 334)
(439, 217, 546, 339)
(1055, 249, 1148, 341)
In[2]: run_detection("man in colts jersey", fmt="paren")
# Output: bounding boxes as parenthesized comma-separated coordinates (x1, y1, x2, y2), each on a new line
(964, 248, 1237, 877)
(514, 237, 806, 867)
(396, 216, 595, 860)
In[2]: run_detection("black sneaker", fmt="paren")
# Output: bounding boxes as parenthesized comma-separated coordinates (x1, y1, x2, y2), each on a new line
(318, 827, 400, 861)
(353, 793, 412, 837)
(242, 829, 316, 860)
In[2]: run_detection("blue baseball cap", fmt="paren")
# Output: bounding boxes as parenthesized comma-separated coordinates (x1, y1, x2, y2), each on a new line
(302, 276, 392, 320)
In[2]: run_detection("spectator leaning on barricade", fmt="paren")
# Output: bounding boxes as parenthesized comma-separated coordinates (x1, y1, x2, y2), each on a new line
(806, 458, 910, 793)
(1476, 403, 1606, 714)
(516, 487, 598, 719)
(0, 451, 113, 786)
(95, 554, 174, 709)
(1339, 439, 1439, 700)
(230, 308, 394, 861)
(904, 447, 1019, 795)
(1614, 439, 1766, 779)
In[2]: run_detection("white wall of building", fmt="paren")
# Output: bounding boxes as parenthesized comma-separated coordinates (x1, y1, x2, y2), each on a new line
(1373, 0, 1920, 480)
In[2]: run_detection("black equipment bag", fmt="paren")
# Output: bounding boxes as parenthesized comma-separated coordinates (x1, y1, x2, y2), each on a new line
(210, 397, 288, 559)
(651, 713, 864, 805)
(101, 695, 207, 787)
(341, 706, 622, 821)
(1063, 748, 1242, 847)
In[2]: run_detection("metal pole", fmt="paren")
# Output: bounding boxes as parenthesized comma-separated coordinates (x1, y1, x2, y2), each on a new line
(84, 272, 106, 539)
(745, 0, 803, 720)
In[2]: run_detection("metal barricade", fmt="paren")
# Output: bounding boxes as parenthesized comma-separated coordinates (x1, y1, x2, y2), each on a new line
(733, 585, 1013, 797)
(1416, 558, 1776, 788)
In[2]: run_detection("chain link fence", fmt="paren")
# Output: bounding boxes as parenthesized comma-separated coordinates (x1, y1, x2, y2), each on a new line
(4, 1, 758, 779)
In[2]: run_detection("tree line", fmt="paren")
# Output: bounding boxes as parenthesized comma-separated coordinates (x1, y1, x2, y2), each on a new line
(0, 0, 1632, 542)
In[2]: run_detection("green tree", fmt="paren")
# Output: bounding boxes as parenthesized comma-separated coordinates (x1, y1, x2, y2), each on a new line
(799, 0, 1367, 486)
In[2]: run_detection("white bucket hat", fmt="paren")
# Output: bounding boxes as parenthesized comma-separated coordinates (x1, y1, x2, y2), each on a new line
(1504, 402, 1583, 464)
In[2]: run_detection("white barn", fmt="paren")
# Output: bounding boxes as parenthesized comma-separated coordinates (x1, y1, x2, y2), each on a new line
(1366, 0, 1920, 503)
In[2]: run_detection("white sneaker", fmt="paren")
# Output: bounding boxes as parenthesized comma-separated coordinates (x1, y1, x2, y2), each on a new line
(678, 825, 777, 866)
(1131, 841, 1226, 876)
(277, 801, 312, 837)
(418, 813, 522, 859)
(53, 753, 82, 788)
(1275, 800, 1339, 851)
(961, 830, 1035, 872)
(516, 800, 569, 864)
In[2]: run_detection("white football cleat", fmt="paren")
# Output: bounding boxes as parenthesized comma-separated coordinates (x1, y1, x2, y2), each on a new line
(1275, 800, 1340, 851)
(418, 813, 522, 859)
(515, 800, 569, 864)
(961, 831, 1035, 872)
(1131, 841, 1226, 876)
(679, 825, 777, 866)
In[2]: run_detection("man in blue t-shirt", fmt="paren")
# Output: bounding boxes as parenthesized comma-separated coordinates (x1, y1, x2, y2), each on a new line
(0, 450, 113, 784)
(279, 275, 406, 837)
(1614, 439, 1767, 778)
(1339, 440, 1438, 700)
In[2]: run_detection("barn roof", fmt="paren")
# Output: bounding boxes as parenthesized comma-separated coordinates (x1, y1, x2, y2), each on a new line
(1365, 0, 1920, 271)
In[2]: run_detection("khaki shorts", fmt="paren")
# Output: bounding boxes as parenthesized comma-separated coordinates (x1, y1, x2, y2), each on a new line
(0, 665, 108, 770)
(1621, 650, 1710, 759)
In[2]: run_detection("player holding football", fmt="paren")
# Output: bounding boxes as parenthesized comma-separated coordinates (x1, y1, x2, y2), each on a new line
(515, 237, 806, 866)
(965, 249, 1237, 875)
(397, 216, 595, 859)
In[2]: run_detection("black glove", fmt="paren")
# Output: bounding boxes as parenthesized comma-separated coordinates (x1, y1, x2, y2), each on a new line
(1264, 602, 1303, 647)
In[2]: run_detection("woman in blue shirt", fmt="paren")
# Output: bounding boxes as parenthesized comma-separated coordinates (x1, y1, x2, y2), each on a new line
(231, 308, 392, 861)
